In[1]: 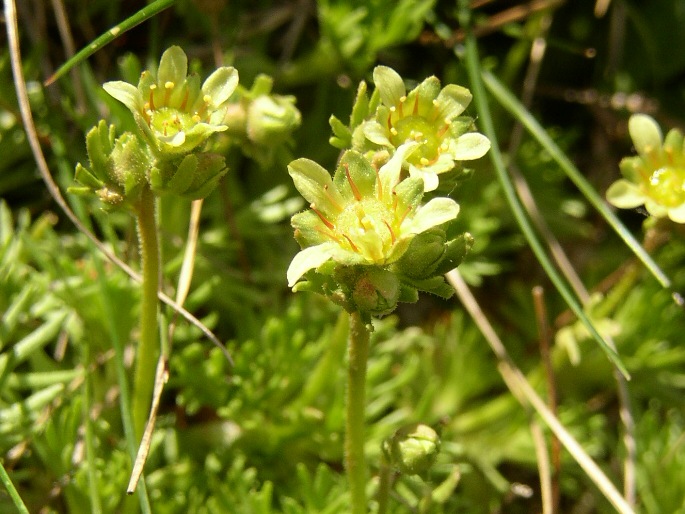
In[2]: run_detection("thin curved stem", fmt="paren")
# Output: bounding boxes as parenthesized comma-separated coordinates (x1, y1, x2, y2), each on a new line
(346, 311, 370, 514)
(132, 186, 161, 440)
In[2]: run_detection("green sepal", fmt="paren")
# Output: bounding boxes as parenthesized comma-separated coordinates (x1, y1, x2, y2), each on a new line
(402, 275, 454, 300)
(350, 80, 371, 128)
(166, 154, 198, 194)
(394, 228, 447, 279)
(149, 152, 226, 199)
(329, 114, 352, 149)
(85, 121, 115, 181)
(398, 283, 419, 304)
(432, 232, 474, 276)
(73, 163, 103, 189)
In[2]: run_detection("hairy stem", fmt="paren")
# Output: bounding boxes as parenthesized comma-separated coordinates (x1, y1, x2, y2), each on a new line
(132, 185, 161, 440)
(346, 311, 370, 514)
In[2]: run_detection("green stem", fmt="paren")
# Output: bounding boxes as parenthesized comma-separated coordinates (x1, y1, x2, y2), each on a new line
(132, 185, 161, 440)
(376, 461, 392, 514)
(346, 311, 370, 514)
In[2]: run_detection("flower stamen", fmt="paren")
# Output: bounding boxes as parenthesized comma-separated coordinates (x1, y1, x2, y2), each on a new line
(311, 204, 335, 230)
(344, 163, 362, 201)
(164, 81, 174, 105)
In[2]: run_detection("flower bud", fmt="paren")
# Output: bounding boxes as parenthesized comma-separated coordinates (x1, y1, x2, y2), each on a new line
(71, 121, 152, 209)
(149, 152, 227, 200)
(351, 268, 400, 316)
(382, 423, 441, 476)
(247, 95, 301, 146)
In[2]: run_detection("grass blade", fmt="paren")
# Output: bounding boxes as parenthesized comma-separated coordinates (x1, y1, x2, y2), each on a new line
(0, 461, 29, 514)
(481, 70, 673, 292)
(457, 4, 630, 379)
(45, 0, 175, 86)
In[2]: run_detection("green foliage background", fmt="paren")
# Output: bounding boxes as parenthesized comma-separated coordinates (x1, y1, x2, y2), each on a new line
(1, 0, 685, 512)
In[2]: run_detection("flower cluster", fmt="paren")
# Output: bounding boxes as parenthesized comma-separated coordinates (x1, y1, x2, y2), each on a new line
(73, 46, 240, 205)
(330, 66, 490, 191)
(288, 66, 487, 317)
(607, 113, 685, 223)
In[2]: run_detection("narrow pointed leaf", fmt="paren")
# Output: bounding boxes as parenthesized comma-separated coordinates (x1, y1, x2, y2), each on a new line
(45, 0, 175, 85)
(462, 33, 630, 379)
(482, 69, 672, 291)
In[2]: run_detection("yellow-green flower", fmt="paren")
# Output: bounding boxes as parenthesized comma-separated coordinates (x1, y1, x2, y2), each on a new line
(331, 66, 490, 192)
(287, 143, 470, 315)
(607, 114, 685, 223)
(103, 46, 238, 156)
(288, 143, 459, 286)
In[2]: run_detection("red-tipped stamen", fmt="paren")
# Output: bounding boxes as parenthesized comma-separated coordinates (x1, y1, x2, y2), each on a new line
(314, 226, 340, 241)
(413, 93, 419, 115)
(344, 163, 362, 201)
(311, 204, 335, 230)
(437, 123, 450, 138)
(323, 185, 343, 212)
(343, 234, 360, 252)
(180, 89, 190, 111)
(383, 220, 396, 244)
(387, 112, 393, 131)
(149, 88, 156, 111)
(398, 97, 405, 117)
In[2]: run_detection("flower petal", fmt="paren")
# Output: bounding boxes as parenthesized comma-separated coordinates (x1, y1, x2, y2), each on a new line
(202, 66, 239, 107)
(436, 84, 472, 120)
(378, 142, 419, 202)
(405, 197, 460, 234)
(363, 121, 392, 146)
(629, 113, 662, 156)
(606, 180, 645, 208)
(288, 158, 343, 218)
(452, 132, 490, 160)
(158, 46, 188, 86)
(103, 81, 144, 113)
(409, 168, 439, 192)
(287, 243, 337, 287)
(373, 66, 405, 107)
(668, 204, 685, 223)
(335, 151, 377, 200)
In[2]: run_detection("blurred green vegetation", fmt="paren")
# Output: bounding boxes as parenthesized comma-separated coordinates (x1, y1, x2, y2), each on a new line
(1, 0, 685, 512)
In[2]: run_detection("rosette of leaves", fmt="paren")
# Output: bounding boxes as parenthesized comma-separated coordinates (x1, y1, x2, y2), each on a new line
(287, 143, 472, 318)
(102, 46, 239, 198)
(71, 120, 152, 209)
(222, 74, 301, 167)
(607, 113, 685, 223)
(330, 66, 490, 191)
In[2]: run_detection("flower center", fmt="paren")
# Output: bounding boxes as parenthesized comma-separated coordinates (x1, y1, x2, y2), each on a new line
(390, 116, 441, 167)
(148, 107, 195, 138)
(646, 166, 685, 208)
(335, 198, 397, 263)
